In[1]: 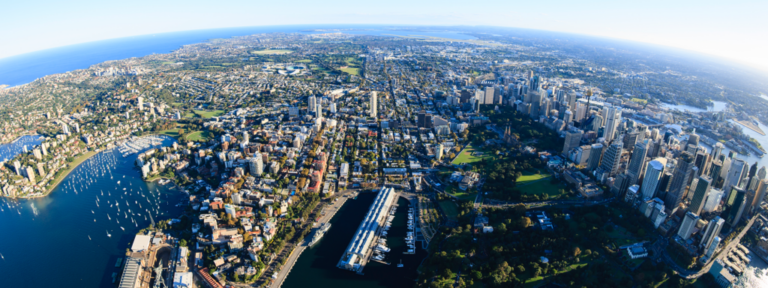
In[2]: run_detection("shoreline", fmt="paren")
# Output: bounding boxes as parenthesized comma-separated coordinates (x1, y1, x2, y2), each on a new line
(6, 149, 99, 199)
(0, 133, 39, 146)
(733, 119, 767, 136)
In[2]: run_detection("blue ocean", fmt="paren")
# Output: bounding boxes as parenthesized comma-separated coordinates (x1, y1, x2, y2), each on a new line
(0, 25, 475, 87)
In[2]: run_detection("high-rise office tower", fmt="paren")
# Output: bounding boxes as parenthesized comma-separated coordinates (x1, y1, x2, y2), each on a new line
(641, 158, 667, 200)
(711, 142, 724, 162)
(724, 159, 746, 198)
(562, 130, 583, 155)
(725, 187, 747, 226)
(587, 143, 603, 170)
(709, 160, 724, 189)
(689, 175, 712, 215)
(308, 95, 316, 113)
(666, 152, 695, 211)
(627, 140, 649, 185)
(700, 216, 724, 251)
(484, 87, 495, 105)
(603, 105, 622, 141)
(612, 173, 631, 198)
(751, 179, 768, 216)
(677, 211, 699, 240)
(370, 92, 377, 118)
(600, 142, 623, 177)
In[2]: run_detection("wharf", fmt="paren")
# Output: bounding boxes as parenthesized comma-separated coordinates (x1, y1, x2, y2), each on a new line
(272, 191, 351, 288)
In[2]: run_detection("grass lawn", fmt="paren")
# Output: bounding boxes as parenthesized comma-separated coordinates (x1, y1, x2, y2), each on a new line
(186, 131, 213, 142)
(451, 145, 493, 165)
(158, 128, 183, 138)
(445, 185, 476, 201)
(191, 110, 225, 118)
(251, 49, 293, 55)
(340, 67, 360, 75)
(517, 170, 551, 184)
(518, 180, 565, 198)
(296, 59, 312, 63)
(437, 200, 459, 221)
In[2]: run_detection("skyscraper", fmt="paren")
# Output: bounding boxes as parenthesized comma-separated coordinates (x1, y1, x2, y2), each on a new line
(138, 96, 144, 110)
(724, 187, 747, 226)
(370, 91, 377, 118)
(484, 87, 494, 105)
(436, 144, 444, 161)
(308, 95, 316, 113)
(723, 159, 746, 198)
(666, 152, 695, 211)
(750, 179, 768, 216)
(249, 154, 264, 176)
(603, 105, 622, 141)
(689, 175, 712, 215)
(627, 140, 649, 185)
(315, 98, 322, 120)
(62, 122, 70, 134)
(599, 142, 623, 177)
(700, 216, 724, 251)
(587, 143, 603, 171)
(562, 130, 583, 155)
(677, 211, 699, 240)
(641, 158, 667, 200)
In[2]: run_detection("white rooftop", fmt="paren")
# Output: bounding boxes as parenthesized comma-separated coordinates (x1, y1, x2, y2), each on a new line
(131, 235, 152, 252)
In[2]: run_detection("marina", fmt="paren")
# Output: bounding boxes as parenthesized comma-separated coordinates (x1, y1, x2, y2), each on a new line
(0, 136, 183, 288)
(282, 193, 427, 288)
(117, 135, 166, 157)
(338, 187, 398, 274)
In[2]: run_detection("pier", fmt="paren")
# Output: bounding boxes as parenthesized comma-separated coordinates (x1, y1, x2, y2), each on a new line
(337, 187, 398, 274)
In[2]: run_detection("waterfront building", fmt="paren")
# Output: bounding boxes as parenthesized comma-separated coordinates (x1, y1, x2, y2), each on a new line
(339, 187, 397, 272)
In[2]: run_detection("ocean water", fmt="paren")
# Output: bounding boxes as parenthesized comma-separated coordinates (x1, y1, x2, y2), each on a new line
(0, 136, 184, 287)
(0, 25, 475, 87)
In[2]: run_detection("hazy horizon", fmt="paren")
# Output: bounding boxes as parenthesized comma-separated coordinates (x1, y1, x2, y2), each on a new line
(2, 0, 767, 73)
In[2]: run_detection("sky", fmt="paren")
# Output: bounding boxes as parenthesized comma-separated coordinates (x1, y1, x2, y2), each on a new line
(2, 0, 767, 71)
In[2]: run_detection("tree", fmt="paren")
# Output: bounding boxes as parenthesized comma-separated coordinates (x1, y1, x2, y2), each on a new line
(572, 247, 582, 258)
(179, 239, 187, 247)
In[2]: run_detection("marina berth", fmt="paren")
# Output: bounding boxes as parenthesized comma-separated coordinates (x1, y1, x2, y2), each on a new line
(338, 187, 397, 272)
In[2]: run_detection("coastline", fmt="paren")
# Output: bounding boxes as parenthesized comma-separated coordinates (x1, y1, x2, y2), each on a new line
(6, 149, 99, 199)
(0, 132, 39, 145)
(733, 119, 767, 136)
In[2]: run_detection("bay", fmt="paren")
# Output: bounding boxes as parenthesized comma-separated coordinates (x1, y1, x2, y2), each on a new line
(0, 134, 42, 162)
(283, 194, 427, 288)
(0, 136, 183, 287)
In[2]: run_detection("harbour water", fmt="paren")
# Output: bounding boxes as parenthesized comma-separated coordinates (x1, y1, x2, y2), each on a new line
(283, 195, 427, 288)
(0, 136, 184, 287)
(0, 134, 43, 162)
(661, 100, 727, 113)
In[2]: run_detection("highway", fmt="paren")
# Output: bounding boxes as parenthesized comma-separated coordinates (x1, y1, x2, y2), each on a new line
(654, 216, 758, 279)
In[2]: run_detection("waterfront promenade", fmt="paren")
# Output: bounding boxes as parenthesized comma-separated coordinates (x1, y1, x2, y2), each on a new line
(271, 190, 353, 288)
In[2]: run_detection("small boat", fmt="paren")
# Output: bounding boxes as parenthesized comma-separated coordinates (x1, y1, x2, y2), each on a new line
(397, 259, 403, 268)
